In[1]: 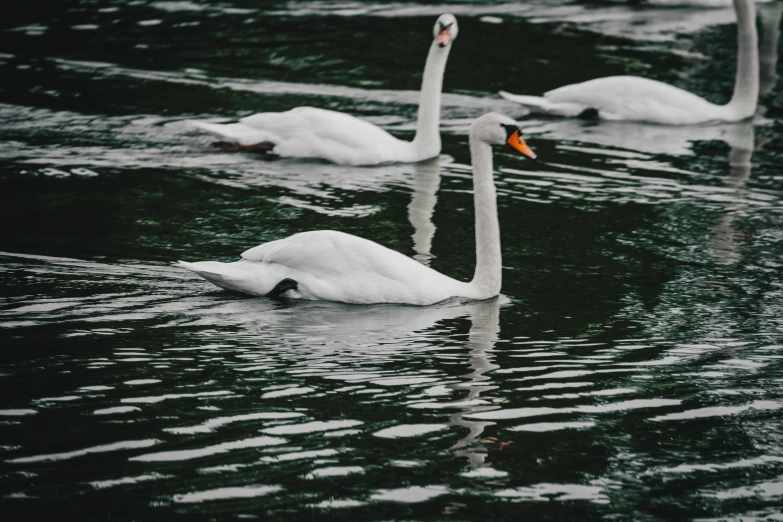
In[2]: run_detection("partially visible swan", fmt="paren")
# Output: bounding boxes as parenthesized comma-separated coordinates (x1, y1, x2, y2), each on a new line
(177, 112, 537, 305)
(188, 14, 459, 166)
(499, 0, 758, 124)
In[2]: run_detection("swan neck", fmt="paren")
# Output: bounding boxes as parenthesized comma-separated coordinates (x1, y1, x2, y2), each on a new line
(468, 137, 501, 299)
(758, 1, 782, 94)
(726, 0, 759, 119)
(412, 42, 450, 156)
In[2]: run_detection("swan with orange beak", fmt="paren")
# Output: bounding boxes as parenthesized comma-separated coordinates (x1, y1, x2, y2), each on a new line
(188, 14, 460, 165)
(178, 112, 536, 305)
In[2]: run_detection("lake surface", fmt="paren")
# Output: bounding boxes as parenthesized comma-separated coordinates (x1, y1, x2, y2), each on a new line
(1, 0, 783, 520)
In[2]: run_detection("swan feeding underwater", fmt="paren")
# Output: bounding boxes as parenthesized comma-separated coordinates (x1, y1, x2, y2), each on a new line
(499, 0, 758, 124)
(188, 14, 459, 165)
(177, 113, 536, 305)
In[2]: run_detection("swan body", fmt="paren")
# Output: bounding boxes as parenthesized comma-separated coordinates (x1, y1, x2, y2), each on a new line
(189, 14, 459, 166)
(192, 107, 426, 165)
(179, 230, 468, 305)
(500, 0, 757, 124)
(177, 112, 537, 305)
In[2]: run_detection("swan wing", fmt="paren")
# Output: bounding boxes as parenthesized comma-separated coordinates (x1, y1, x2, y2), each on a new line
(239, 107, 411, 164)
(240, 230, 461, 304)
(545, 76, 720, 124)
(241, 230, 436, 281)
(188, 121, 277, 146)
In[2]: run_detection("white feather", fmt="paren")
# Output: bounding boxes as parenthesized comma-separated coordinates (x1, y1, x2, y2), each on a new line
(188, 121, 276, 146)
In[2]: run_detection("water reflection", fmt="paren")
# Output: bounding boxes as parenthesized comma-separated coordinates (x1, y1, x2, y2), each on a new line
(447, 298, 503, 471)
(708, 124, 754, 265)
(534, 117, 756, 157)
(409, 159, 441, 264)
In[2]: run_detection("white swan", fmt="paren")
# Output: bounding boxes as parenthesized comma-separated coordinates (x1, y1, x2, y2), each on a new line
(177, 113, 536, 305)
(188, 14, 459, 166)
(499, 0, 758, 124)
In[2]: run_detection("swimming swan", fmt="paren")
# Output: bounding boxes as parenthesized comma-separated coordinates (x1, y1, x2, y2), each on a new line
(188, 14, 459, 166)
(499, 0, 758, 124)
(177, 113, 536, 305)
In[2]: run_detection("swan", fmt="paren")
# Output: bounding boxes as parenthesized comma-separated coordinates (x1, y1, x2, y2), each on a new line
(188, 14, 459, 166)
(176, 112, 537, 305)
(499, 0, 758, 124)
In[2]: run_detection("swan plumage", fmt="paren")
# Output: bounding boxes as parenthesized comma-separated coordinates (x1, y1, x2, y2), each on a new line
(189, 14, 459, 165)
(177, 112, 537, 306)
(500, 0, 758, 124)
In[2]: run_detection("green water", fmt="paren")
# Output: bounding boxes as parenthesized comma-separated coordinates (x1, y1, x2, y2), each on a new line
(1, 1, 783, 520)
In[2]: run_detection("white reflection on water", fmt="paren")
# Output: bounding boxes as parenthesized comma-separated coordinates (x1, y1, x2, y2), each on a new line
(495, 483, 610, 503)
(90, 472, 173, 490)
(8, 439, 159, 464)
(172, 484, 282, 503)
(130, 436, 287, 462)
(165, 411, 304, 434)
(370, 485, 449, 503)
(305, 466, 364, 479)
(373, 424, 448, 438)
(650, 400, 783, 421)
(262, 419, 363, 435)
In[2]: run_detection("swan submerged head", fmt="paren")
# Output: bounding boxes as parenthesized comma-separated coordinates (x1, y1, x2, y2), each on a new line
(470, 113, 537, 160)
(434, 13, 458, 48)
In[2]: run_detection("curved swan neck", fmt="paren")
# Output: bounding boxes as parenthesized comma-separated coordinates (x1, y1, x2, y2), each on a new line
(726, 0, 759, 119)
(411, 42, 451, 155)
(468, 136, 501, 298)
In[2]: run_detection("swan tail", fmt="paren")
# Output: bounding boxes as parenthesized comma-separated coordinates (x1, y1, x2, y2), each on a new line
(176, 260, 260, 294)
(498, 91, 587, 117)
(188, 121, 278, 150)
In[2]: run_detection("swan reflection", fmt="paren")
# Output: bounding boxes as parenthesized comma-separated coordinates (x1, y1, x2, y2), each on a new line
(708, 123, 754, 265)
(447, 298, 504, 470)
(705, 0, 778, 264)
(176, 292, 508, 470)
(409, 159, 441, 264)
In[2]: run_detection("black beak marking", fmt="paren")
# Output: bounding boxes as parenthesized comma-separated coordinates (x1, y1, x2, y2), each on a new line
(500, 123, 519, 139)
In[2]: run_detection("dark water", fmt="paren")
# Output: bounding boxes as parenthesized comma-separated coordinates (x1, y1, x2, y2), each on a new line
(2, 0, 783, 520)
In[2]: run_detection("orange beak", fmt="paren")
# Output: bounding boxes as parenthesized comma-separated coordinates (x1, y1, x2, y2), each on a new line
(506, 130, 537, 160)
(437, 27, 451, 47)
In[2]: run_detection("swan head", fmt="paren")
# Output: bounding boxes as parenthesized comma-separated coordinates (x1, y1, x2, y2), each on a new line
(433, 14, 458, 48)
(471, 113, 537, 160)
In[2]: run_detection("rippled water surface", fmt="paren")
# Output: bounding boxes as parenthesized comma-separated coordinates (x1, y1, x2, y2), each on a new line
(2, 0, 783, 520)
